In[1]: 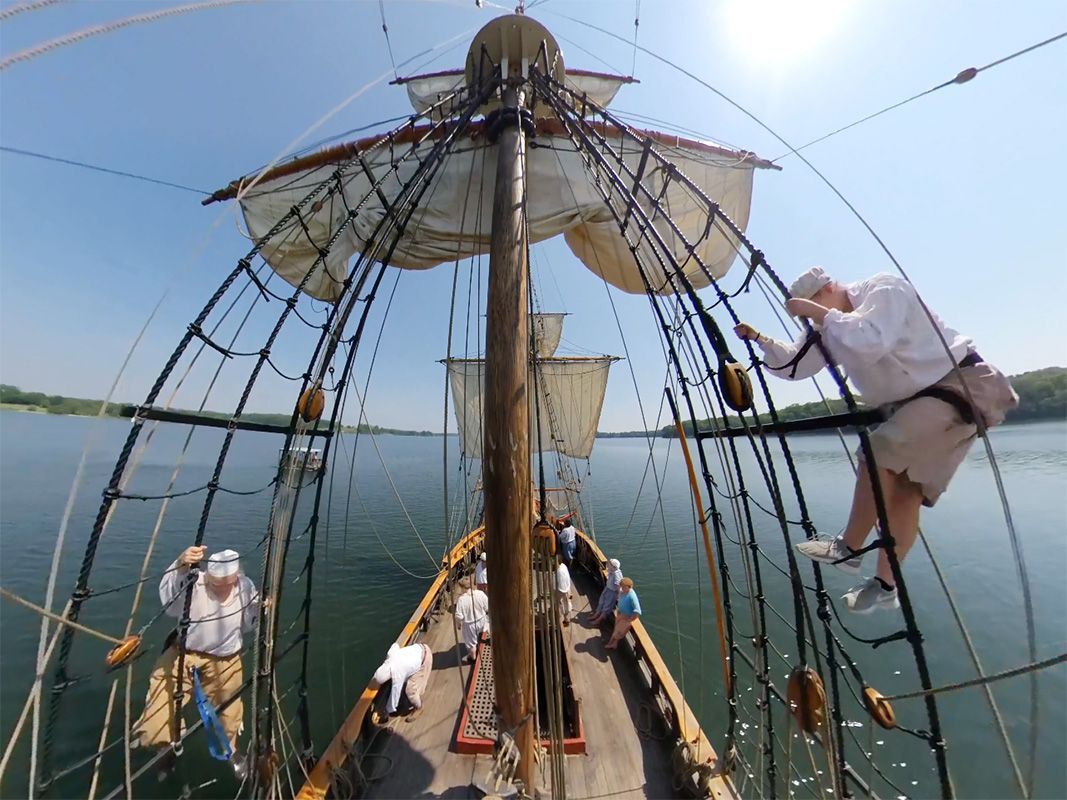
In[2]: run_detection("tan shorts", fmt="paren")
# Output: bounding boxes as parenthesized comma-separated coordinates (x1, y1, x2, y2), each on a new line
(404, 644, 433, 709)
(861, 361, 1018, 507)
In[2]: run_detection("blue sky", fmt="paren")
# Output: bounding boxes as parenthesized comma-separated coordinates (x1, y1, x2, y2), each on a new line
(1, 0, 1064, 432)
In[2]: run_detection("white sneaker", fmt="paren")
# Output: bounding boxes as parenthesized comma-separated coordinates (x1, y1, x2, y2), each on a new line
(842, 578, 899, 614)
(794, 534, 863, 575)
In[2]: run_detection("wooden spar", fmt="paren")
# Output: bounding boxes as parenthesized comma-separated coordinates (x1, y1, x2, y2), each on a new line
(482, 84, 536, 791)
(201, 119, 780, 205)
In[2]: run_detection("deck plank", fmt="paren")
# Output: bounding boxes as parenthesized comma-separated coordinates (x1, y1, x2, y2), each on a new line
(363, 569, 679, 799)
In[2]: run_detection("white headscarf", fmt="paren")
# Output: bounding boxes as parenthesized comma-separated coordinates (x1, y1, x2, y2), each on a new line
(789, 266, 832, 301)
(206, 549, 240, 579)
(609, 558, 620, 570)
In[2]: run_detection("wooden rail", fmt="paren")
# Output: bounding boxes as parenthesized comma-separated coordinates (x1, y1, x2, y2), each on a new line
(295, 527, 484, 800)
(577, 531, 738, 800)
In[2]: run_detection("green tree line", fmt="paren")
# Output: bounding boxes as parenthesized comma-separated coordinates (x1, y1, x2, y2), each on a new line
(654, 366, 1065, 438)
(0, 385, 434, 435)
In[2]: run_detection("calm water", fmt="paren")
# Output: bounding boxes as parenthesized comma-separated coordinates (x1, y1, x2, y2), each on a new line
(1, 411, 1064, 799)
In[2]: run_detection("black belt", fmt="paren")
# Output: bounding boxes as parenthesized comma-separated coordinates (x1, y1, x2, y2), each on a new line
(903, 351, 984, 426)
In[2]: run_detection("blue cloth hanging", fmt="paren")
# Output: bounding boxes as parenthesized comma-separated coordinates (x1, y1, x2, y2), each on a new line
(191, 666, 235, 762)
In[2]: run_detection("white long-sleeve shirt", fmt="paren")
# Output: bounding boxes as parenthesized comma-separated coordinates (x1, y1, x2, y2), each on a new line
(554, 563, 572, 594)
(558, 525, 576, 546)
(757, 273, 972, 406)
(454, 588, 490, 626)
(474, 560, 487, 586)
(373, 643, 427, 714)
(160, 561, 259, 657)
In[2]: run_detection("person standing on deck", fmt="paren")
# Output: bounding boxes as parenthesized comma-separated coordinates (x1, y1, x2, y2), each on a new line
(735, 267, 1017, 613)
(554, 557, 574, 626)
(474, 551, 488, 593)
(453, 576, 490, 664)
(605, 578, 642, 650)
(132, 546, 258, 778)
(558, 518, 577, 566)
(372, 641, 433, 722)
(588, 558, 622, 625)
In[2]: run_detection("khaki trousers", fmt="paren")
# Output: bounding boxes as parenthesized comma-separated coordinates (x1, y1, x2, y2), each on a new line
(404, 644, 433, 709)
(133, 645, 244, 749)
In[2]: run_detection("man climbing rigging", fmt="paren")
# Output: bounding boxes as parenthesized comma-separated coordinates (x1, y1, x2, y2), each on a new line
(132, 545, 259, 777)
(735, 267, 1018, 613)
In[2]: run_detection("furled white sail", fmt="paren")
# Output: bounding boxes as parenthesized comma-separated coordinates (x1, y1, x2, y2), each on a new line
(533, 313, 564, 358)
(239, 122, 768, 302)
(446, 357, 614, 460)
(398, 69, 632, 118)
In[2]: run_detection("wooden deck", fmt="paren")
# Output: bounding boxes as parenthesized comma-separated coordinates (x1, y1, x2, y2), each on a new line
(362, 568, 684, 799)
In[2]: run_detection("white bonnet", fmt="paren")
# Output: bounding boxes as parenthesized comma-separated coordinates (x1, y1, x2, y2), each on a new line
(789, 266, 832, 300)
(206, 549, 240, 579)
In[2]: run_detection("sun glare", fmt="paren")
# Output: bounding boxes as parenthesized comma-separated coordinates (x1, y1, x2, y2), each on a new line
(722, 0, 850, 66)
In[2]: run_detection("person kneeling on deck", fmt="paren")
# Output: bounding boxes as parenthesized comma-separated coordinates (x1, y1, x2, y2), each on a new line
(372, 641, 432, 723)
(558, 517, 577, 566)
(606, 578, 641, 650)
(588, 558, 622, 626)
(132, 546, 258, 778)
(475, 551, 488, 593)
(735, 267, 1017, 614)
(554, 556, 574, 626)
(454, 576, 490, 664)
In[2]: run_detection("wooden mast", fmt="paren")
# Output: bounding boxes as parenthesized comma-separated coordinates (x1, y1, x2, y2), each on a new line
(468, 14, 565, 793)
(483, 80, 536, 790)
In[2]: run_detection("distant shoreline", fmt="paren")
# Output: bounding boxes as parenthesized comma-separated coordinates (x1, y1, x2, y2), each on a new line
(2, 366, 1063, 437)
(2, 403, 1062, 437)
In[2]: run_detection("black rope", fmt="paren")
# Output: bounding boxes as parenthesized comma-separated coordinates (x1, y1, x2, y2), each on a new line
(0, 145, 210, 195)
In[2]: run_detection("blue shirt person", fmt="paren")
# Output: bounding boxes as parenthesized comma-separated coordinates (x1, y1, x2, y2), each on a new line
(605, 578, 641, 651)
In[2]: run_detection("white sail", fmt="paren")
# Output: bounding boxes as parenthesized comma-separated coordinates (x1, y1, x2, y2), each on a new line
(239, 122, 773, 302)
(447, 356, 615, 460)
(397, 68, 634, 118)
(533, 313, 564, 358)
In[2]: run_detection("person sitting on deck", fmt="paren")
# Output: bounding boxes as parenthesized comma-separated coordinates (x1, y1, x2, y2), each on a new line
(474, 551, 488, 593)
(558, 518, 577, 566)
(554, 557, 574, 626)
(588, 558, 623, 626)
(132, 546, 258, 778)
(605, 577, 642, 650)
(735, 266, 1018, 614)
(372, 641, 432, 723)
(453, 576, 490, 664)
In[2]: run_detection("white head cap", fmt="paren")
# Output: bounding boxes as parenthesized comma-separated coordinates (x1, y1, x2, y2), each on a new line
(609, 558, 620, 569)
(480, 552, 487, 561)
(206, 549, 240, 579)
(789, 266, 832, 300)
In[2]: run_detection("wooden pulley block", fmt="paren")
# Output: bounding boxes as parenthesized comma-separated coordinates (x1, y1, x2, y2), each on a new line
(718, 359, 753, 413)
(862, 686, 897, 730)
(722, 744, 738, 773)
(786, 666, 827, 734)
(256, 747, 279, 786)
(297, 384, 325, 423)
(105, 634, 142, 667)
(531, 522, 557, 556)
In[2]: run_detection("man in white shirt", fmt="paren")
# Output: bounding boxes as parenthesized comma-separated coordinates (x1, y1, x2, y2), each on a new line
(372, 641, 433, 722)
(557, 519, 577, 565)
(453, 576, 490, 663)
(554, 558, 573, 625)
(474, 551, 488, 593)
(736, 267, 1017, 613)
(133, 546, 259, 772)
(588, 558, 623, 625)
